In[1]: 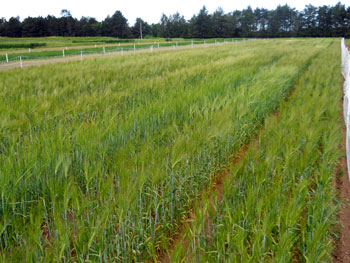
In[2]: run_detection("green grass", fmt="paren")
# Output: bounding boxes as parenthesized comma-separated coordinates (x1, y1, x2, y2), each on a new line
(0, 38, 341, 262)
(0, 36, 244, 50)
(0, 38, 246, 62)
(171, 40, 342, 263)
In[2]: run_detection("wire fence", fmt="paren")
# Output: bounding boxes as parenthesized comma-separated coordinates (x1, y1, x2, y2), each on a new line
(341, 38, 350, 180)
(0, 39, 254, 69)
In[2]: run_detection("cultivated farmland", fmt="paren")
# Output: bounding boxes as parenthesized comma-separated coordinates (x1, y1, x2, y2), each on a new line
(0, 38, 344, 262)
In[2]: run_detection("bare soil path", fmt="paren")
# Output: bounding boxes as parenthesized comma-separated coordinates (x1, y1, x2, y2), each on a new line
(333, 78, 350, 263)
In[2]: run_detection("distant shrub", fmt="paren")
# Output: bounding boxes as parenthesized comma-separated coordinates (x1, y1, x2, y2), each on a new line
(0, 43, 46, 49)
(72, 39, 134, 44)
(104, 39, 134, 43)
(72, 40, 103, 43)
(144, 35, 156, 39)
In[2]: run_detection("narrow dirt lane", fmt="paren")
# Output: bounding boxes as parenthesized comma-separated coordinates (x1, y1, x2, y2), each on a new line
(333, 80, 350, 263)
(333, 143, 350, 263)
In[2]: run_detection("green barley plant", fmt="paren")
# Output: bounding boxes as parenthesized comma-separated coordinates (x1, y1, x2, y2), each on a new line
(0, 38, 340, 262)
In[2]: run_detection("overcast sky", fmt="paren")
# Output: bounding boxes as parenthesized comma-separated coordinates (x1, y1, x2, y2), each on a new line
(1, 0, 346, 25)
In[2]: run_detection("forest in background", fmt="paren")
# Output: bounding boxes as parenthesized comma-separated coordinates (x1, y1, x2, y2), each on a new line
(0, 3, 349, 38)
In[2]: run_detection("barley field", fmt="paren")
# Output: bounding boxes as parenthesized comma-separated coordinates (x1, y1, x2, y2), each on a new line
(0, 38, 343, 262)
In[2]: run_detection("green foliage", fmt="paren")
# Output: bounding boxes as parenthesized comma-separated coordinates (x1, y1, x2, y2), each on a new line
(101, 11, 130, 38)
(71, 39, 134, 44)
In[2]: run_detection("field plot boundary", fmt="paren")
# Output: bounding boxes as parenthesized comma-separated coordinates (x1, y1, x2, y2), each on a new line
(159, 43, 326, 262)
(341, 38, 350, 180)
(0, 39, 253, 71)
(335, 38, 350, 263)
(166, 40, 343, 262)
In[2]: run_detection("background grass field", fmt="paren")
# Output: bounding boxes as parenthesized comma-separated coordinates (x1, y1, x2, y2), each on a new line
(0, 37, 246, 62)
(0, 36, 157, 49)
(0, 38, 343, 262)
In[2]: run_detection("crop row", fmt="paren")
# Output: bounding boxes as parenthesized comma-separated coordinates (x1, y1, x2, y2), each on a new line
(171, 40, 342, 262)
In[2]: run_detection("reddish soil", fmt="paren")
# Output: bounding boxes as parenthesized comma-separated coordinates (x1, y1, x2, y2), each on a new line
(333, 77, 350, 263)
(333, 150, 350, 263)
(41, 221, 50, 247)
(158, 142, 253, 263)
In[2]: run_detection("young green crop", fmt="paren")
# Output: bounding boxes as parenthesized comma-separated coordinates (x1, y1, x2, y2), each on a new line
(0, 38, 337, 262)
(171, 40, 342, 263)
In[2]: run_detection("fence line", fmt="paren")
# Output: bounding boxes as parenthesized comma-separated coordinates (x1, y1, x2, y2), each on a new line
(341, 38, 350, 180)
(0, 39, 255, 69)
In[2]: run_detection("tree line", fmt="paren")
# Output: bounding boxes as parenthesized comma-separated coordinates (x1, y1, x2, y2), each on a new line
(1, 3, 350, 38)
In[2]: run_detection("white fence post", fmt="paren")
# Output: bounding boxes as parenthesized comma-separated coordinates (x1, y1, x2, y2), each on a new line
(63, 50, 65, 57)
(29, 48, 31, 53)
(80, 51, 83, 61)
(103, 46, 105, 54)
(121, 48, 123, 56)
(5, 53, 8, 63)
(134, 44, 136, 52)
(191, 40, 194, 48)
(341, 38, 350, 181)
(150, 45, 153, 52)
(20, 56, 23, 68)
(158, 42, 160, 48)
